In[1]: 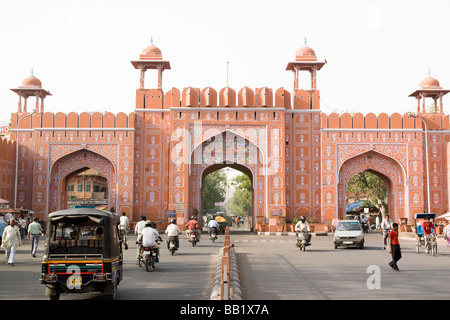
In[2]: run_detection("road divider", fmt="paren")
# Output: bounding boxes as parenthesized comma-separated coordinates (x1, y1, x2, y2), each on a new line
(210, 227, 242, 300)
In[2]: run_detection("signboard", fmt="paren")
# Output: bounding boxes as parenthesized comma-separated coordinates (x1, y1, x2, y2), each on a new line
(0, 126, 10, 134)
(166, 210, 176, 218)
(176, 202, 184, 213)
(269, 219, 277, 226)
(272, 210, 282, 216)
(215, 202, 225, 207)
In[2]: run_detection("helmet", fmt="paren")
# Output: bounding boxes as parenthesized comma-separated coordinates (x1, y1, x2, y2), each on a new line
(191, 216, 197, 220)
(171, 218, 176, 224)
(300, 216, 306, 222)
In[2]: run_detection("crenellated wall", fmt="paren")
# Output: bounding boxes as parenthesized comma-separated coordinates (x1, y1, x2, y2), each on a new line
(135, 87, 320, 110)
(321, 112, 450, 131)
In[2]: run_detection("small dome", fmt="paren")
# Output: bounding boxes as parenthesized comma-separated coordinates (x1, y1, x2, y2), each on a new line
(295, 45, 317, 61)
(420, 76, 441, 89)
(140, 43, 162, 60)
(21, 74, 42, 88)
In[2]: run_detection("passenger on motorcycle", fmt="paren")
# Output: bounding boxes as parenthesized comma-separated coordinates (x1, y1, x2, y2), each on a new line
(119, 212, 129, 249)
(207, 218, 219, 239)
(295, 216, 311, 246)
(137, 221, 162, 262)
(165, 218, 181, 250)
(295, 216, 310, 233)
(185, 216, 200, 242)
(422, 216, 436, 254)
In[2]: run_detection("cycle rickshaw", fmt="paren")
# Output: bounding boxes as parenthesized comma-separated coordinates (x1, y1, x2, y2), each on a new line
(413, 213, 437, 256)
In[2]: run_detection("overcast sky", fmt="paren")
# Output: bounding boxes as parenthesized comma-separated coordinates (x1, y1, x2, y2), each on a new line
(1, 0, 449, 122)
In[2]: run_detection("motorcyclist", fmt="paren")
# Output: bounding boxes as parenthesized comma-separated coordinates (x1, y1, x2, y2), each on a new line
(360, 214, 368, 232)
(185, 216, 200, 242)
(165, 218, 181, 250)
(207, 218, 219, 239)
(137, 221, 162, 262)
(422, 216, 436, 254)
(295, 216, 311, 245)
(134, 215, 147, 264)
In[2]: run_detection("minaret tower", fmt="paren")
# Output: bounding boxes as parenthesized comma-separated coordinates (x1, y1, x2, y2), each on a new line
(409, 73, 449, 114)
(131, 38, 171, 90)
(10, 70, 51, 113)
(285, 39, 326, 92)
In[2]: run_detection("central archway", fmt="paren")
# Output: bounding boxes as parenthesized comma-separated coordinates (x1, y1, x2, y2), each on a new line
(188, 130, 265, 230)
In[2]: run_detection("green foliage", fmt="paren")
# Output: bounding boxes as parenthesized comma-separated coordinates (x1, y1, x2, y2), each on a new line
(229, 173, 252, 216)
(202, 170, 227, 213)
(347, 171, 387, 209)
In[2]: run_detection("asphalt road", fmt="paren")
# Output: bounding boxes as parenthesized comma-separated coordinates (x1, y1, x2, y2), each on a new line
(1, 230, 449, 301)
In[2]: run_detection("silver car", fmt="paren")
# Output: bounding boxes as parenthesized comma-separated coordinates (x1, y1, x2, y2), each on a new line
(334, 220, 364, 249)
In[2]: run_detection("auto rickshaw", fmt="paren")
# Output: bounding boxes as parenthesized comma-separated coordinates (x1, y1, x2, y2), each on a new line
(214, 215, 228, 234)
(40, 208, 123, 300)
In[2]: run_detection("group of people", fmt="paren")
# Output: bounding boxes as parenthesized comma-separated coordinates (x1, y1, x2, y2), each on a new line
(0, 213, 44, 266)
(128, 214, 217, 264)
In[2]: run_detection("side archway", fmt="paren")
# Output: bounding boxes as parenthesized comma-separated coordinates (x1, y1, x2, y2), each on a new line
(48, 149, 116, 213)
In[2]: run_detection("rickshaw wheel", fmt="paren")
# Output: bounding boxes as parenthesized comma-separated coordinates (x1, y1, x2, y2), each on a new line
(106, 278, 118, 300)
(49, 291, 60, 301)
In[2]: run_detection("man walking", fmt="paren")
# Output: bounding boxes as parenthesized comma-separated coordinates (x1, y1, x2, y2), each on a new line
(27, 218, 43, 258)
(388, 223, 401, 271)
(381, 214, 393, 250)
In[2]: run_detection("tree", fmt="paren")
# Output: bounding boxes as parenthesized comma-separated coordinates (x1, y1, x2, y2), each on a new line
(347, 171, 387, 214)
(202, 169, 227, 213)
(229, 173, 252, 216)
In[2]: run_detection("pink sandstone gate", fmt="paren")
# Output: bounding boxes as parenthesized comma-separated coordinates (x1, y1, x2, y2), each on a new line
(6, 40, 450, 231)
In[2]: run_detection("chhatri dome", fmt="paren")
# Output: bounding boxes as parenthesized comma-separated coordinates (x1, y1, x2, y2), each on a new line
(419, 74, 441, 89)
(295, 38, 317, 62)
(140, 38, 163, 60)
(20, 70, 42, 88)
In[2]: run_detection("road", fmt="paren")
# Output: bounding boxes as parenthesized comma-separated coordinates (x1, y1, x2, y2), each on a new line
(1, 230, 450, 300)
(236, 231, 450, 300)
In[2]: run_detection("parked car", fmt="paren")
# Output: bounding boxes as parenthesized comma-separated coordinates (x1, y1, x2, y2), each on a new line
(334, 220, 364, 249)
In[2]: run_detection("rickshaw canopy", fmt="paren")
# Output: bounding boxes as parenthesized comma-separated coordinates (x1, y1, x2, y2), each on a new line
(414, 213, 436, 220)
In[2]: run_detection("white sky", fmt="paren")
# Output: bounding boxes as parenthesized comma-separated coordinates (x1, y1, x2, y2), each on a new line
(1, 0, 449, 122)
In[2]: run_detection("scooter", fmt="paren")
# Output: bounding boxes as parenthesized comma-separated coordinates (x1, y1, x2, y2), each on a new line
(188, 231, 198, 247)
(296, 230, 311, 252)
(167, 236, 179, 255)
(361, 221, 369, 233)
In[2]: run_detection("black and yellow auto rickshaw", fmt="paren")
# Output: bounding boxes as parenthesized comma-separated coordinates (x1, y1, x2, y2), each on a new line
(40, 208, 123, 300)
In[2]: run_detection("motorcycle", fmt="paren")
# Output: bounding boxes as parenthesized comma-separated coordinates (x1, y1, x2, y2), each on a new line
(296, 230, 311, 251)
(141, 245, 159, 272)
(209, 228, 218, 243)
(167, 236, 179, 255)
(361, 221, 369, 233)
(188, 231, 198, 247)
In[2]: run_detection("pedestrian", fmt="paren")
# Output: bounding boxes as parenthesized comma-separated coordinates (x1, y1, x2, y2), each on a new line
(0, 218, 7, 247)
(444, 221, 450, 247)
(388, 223, 401, 271)
(27, 218, 43, 258)
(381, 214, 393, 250)
(1, 219, 22, 266)
(18, 214, 27, 240)
(375, 215, 380, 231)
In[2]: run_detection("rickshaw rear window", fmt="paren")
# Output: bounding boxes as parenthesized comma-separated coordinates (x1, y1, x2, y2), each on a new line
(50, 219, 104, 253)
